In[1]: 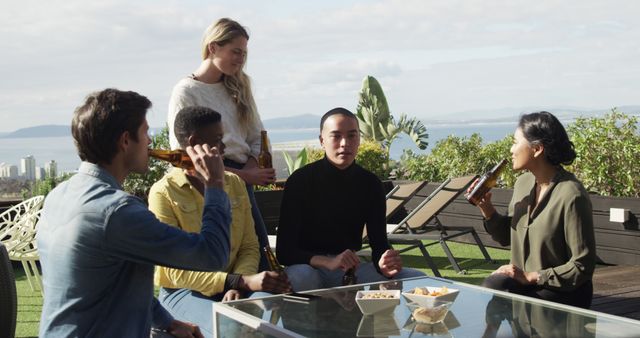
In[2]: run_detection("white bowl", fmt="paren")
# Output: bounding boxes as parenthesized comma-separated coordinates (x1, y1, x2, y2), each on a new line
(355, 290, 401, 315)
(401, 286, 459, 307)
(406, 301, 453, 324)
(356, 312, 400, 337)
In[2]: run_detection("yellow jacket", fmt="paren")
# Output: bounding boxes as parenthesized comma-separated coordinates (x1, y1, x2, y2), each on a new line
(148, 168, 259, 296)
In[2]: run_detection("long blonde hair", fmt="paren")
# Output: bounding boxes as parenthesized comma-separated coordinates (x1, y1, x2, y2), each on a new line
(201, 18, 257, 127)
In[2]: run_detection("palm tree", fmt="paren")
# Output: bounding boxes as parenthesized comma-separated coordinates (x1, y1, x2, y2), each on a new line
(355, 75, 428, 169)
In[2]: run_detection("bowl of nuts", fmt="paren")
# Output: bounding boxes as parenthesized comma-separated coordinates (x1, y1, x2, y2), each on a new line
(406, 301, 453, 324)
(401, 286, 459, 307)
(355, 290, 401, 315)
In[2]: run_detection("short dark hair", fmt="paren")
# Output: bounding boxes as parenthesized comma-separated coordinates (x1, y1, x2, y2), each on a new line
(519, 111, 576, 166)
(174, 106, 222, 149)
(71, 88, 150, 164)
(320, 107, 359, 132)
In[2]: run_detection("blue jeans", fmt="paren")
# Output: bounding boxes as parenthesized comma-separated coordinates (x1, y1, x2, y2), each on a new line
(159, 288, 270, 338)
(224, 159, 270, 272)
(284, 263, 426, 292)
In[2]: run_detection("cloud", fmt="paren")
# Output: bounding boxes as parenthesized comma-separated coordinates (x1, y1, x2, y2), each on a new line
(1, 0, 639, 130)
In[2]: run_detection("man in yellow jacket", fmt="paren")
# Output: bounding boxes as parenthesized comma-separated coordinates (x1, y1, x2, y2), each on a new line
(149, 106, 291, 338)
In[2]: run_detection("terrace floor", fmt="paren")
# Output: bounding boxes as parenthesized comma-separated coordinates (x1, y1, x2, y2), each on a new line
(591, 264, 640, 320)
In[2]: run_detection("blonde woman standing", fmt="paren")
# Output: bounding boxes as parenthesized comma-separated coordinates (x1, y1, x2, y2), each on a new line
(168, 18, 275, 271)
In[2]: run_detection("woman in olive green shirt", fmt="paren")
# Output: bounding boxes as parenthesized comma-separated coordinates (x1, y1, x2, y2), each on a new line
(473, 111, 596, 309)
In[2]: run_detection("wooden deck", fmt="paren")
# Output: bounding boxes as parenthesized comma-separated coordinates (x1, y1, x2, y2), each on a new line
(591, 265, 640, 320)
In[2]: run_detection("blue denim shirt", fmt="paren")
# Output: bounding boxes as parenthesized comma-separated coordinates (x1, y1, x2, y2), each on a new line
(37, 162, 231, 337)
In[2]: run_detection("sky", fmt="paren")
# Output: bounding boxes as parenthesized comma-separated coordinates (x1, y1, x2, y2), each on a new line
(1, 0, 639, 132)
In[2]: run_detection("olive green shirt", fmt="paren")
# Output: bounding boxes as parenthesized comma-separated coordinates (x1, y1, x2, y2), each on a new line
(485, 168, 596, 291)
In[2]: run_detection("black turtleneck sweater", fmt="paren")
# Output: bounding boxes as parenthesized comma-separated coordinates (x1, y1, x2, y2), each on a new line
(276, 157, 390, 271)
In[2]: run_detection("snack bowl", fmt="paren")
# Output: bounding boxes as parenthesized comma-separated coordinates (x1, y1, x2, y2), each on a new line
(355, 290, 401, 315)
(406, 301, 453, 324)
(401, 286, 459, 307)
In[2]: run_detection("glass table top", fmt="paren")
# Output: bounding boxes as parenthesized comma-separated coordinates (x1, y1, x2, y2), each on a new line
(213, 276, 640, 337)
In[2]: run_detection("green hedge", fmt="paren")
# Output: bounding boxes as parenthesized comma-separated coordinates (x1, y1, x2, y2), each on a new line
(567, 110, 639, 197)
(116, 111, 639, 198)
(305, 140, 389, 179)
(396, 110, 639, 197)
(124, 126, 171, 199)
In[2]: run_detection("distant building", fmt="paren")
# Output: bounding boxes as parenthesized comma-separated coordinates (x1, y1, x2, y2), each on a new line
(35, 166, 46, 180)
(45, 160, 58, 178)
(0, 162, 18, 178)
(8, 165, 18, 178)
(21, 155, 36, 180)
(0, 163, 19, 179)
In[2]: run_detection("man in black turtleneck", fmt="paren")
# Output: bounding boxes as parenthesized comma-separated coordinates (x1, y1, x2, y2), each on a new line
(276, 107, 424, 291)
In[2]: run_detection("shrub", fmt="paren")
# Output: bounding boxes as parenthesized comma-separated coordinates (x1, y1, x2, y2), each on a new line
(396, 133, 519, 188)
(397, 134, 485, 182)
(306, 147, 325, 164)
(396, 110, 638, 197)
(567, 110, 640, 197)
(22, 172, 74, 198)
(427, 134, 484, 181)
(395, 150, 438, 182)
(300, 140, 388, 179)
(282, 148, 308, 176)
(124, 126, 171, 200)
(356, 140, 389, 179)
(479, 134, 520, 188)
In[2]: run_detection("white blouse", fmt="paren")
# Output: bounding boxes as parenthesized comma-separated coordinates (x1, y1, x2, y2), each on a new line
(167, 77, 264, 164)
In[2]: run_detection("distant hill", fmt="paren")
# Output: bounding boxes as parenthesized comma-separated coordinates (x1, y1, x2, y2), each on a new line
(262, 114, 321, 129)
(0, 115, 322, 138)
(0, 125, 70, 138)
(3, 107, 638, 138)
(430, 105, 640, 124)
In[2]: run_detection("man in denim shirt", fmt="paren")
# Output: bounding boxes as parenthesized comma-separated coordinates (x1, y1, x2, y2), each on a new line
(37, 89, 230, 338)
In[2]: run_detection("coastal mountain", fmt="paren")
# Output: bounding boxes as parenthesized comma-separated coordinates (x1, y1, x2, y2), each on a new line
(262, 114, 321, 129)
(0, 114, 324, 138)
(429, 105, 640, 124)
(2, 106, 638, 138)
(0, 125, 70, 138)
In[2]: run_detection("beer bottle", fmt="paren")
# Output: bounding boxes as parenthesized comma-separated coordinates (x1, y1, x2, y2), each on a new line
(465, 159, 508, 206)
(258, 130, 272, 169)
(263, 245, 284, 273)
(269, 307, 281, 325)
(148, 149, 194, 170)
(342, 268, 357, 286)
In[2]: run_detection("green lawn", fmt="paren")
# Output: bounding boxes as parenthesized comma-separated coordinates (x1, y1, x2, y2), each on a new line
(14, 267, 42, 338)
(14, 241, 510, 337)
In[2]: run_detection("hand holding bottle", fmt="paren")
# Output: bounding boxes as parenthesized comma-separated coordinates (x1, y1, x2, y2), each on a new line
(148, 148, 194, 170)
(467, 179, 496, 219)
(330, 249, 360, 272)
(466, 159, 507, 218)
(231, 158, 276, 186)
(241, 271, 292, 294)
(185, 144, 224, 189)
(465, 159, 507, 206)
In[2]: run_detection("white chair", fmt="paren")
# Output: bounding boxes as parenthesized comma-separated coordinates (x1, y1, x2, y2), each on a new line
(386, 176, 493, 275)
(8, 209, 43, 295)
(0, 196, 45, 295)
(0, 196, 45, 251)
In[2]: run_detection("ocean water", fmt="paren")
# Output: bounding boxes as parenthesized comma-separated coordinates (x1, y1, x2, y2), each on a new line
(0, 122, 516, 173)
